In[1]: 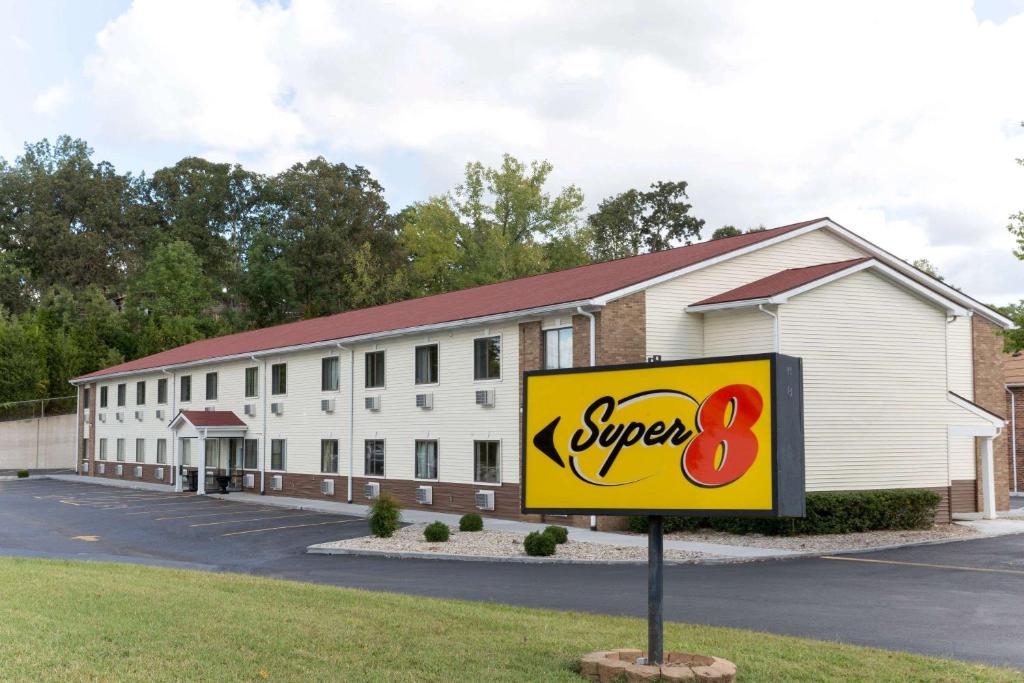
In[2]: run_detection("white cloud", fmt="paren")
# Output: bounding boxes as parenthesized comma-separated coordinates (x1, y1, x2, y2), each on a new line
(83, 0, 1024, 302)
(32, 82, 71, 115)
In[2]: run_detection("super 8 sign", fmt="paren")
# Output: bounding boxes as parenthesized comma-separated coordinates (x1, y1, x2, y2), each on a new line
(521, 353, 805, 516)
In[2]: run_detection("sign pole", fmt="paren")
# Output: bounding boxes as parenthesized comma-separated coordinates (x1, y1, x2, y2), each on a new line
(648, 514, 664, 665)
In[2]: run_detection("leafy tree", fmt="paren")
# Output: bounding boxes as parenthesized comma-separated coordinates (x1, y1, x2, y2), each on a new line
(1009, 122, 1024, 258)
(911, 258, 944, 281)
(0, 315, 48, 402)
(587, 181, 703, 261)
(998, 301, 1024, 352)
(343, 242, 409, 310)
(711, 225, 742, 240)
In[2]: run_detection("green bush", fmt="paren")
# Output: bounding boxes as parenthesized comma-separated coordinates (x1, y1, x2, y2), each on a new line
(423, 521, 450, 543)
(16, 470, 29, 479)
(523, 531, 556, 557)
(368, 494, 401, 538)
(459, 513, 484, 532)
(543, 525, 568, 544)
(626, 489, 941, 537)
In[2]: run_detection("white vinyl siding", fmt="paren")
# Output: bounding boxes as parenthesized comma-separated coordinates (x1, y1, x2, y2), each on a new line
(702, 307, 775, 357)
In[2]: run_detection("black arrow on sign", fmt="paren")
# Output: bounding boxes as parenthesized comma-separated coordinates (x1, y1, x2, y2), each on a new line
(532, 416, 565, 468)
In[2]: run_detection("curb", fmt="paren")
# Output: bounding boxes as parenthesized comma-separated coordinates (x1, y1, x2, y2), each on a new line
(305, 544, 731, 565)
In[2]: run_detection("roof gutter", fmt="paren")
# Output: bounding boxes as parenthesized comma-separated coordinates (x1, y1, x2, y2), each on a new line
(575, 305, 599, 532)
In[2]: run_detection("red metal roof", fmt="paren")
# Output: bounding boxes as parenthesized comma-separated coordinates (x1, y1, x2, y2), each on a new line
(692, 258, 871, 307)
(76, 217, 828, 381)
(175, 410, 247, 428)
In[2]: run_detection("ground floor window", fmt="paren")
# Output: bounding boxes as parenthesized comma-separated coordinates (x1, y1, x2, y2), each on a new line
(81, 438, 88, 461)
(180, 438, 192, 467)
(135, 438, 145, 463)
(271, 439, 286, 471)
(99, 438, 107, 460)
(244, 439, 258, 469)
(415, 440, 438, 480)
(156, 439, 167, 464)
(474, 440, 500, 484)
(321, 439, 339, 473)
(365, 439, 385, 477)
(116, 438, 125, 462)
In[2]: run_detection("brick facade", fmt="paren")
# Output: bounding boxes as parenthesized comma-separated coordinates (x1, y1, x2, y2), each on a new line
(972, 316, 1010, 511)
(595, 291, 647, 365)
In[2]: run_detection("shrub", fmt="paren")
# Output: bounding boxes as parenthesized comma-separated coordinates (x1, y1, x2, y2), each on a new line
(543, 525, 568, 544)
(523, 530, 557, 557)
(367, 494, 401, 538)
(626, 489, 941, 537)
(423, 521, 450, 542)
(16, 470, 29, 479)
(459, 513, 484, 532)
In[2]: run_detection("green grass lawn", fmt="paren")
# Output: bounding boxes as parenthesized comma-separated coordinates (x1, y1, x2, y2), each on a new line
(0, 558, 1018, 682)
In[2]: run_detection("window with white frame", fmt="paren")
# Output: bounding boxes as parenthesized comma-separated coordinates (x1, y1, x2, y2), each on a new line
(244, 367, 259, 398)
(206, 372, 218, 401)
(544, 327, 573, 369)
(270, 439, 286, 470)
(157, 378, 167, 404)
(100, 386, 108, 408)
(156, 439, 167, 464)
(243, 439, 258, 469)
(365, 351, 385, 388)
(83, 387, 90, 409)
(271, 363, 287, 395)
(473, 337, 501, 380)
(136, 381, 146, 405)
(116, 438, 125, 462)
(364, 439, 385, 476)
(415, 344, 438, 385)
(99, 438, 108, 460)
(117, 383, 126, 407)
(321, 439, 339, 473)
(322, 356, 340, 391)
(180, 375, 192, 402)
(415, 440, 438, 480)
(474, 440, 500, 483)
(135, 438, 145, 463)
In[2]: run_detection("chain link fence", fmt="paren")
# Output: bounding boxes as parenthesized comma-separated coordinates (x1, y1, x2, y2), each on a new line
(0, 396, 77, 423)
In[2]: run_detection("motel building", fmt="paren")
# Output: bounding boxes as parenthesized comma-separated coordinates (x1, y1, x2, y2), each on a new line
(70, 217, 1014, 527)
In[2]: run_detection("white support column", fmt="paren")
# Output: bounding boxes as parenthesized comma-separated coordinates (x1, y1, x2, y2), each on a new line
(198, 430, 207, 496)
(981, 436, 997, 520)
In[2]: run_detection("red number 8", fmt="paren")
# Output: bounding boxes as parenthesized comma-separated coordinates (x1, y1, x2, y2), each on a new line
(681, 384, 763, 488)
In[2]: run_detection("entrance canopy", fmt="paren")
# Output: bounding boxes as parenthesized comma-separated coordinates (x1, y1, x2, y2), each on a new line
(169, 410, 248, 439)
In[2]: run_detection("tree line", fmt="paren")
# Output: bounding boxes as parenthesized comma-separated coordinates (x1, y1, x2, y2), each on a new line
(0, 136, 710, 403)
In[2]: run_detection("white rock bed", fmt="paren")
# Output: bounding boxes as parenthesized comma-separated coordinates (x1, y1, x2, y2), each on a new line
(319, 524, 713, 562)
(665, 523, 978, 553)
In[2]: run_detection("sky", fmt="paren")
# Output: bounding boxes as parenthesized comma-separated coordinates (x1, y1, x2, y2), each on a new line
(2, 0, 1023, 304)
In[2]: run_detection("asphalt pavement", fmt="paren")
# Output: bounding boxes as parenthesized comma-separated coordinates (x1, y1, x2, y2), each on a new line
(2, 478, 1023, 670)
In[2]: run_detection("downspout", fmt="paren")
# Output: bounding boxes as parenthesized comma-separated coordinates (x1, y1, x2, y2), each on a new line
(163, 369, 180, 492)
(758, 304, 780, 352)
(1007, 387, 1018, 495)
(339, 343, 355, 503)
(257, 356, 267, 495)
(576, 305, 599, 531)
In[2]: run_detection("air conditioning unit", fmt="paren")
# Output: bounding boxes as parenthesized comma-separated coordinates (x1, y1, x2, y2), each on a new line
(475, 490, 495, 511)
(475, 390, 495, 407)
(415, 393, 433, 409)
(115, 412, 124, 422)
(320, 479, 335, 496)
(415, 485, 433, 505)
(154, 467, 164, 481)
(365, 396, 381, 411)
(155, 409, 164, 420)
(82, 461, 90, 473)
(243, 473, 255, 489)
(271, 402, 284, 416)
(135, 411, 144, 421)
(270, 474, 283, 491)
(115, 464, 124, 477)
(364, 481, 380, 499)
(134, 465, 143, 478)
(97, 463, 105, 474)
(204, 406, 215, 412)
(244, 404, 255, 416)
(321, 399, 335, 414)
(98, 414, 106, 423)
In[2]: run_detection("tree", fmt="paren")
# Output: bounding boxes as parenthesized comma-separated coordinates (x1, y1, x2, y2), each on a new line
(0, 314, 48, 403)
(342, 242, 409, 310)
(1009, 122, 1024, 258)
(587, 181, 703, 261)
(711, 226, 742, 240)
(911, 258, 945, 281)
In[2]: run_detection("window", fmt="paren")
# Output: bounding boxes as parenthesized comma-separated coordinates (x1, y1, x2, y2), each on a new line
(99, 438, 108, 460)
(135, 438, 145, 463)
(415, 344, 438, 385)
(321, 439, 339, 473)
(180, 438, 192, 467)
(157, 378, 167, 404)
(415, 440, 438, 480)
(243, 439, 258, 469)
(322, 356, 340, 391)
(245, 367, 259, 398)
(206, 372, 218, 401)
(270, 439, 286, 470)
(544, 327, 573, 369)
(100, 386, 108, 408)
(364, 439, 385, 477)
(81, 438, 88, 461)
(474, 441, 500, 483)
(271, 363, 287, 395)
(156, 439, 167, 465)
(117, 383, 126, 407)
(180, 375, 192, 402)
(205, 439, 221, 469)
(473, 337, 501, 380)
(365, 351, 385, 388)
(136, 381, 146, 405)
(116, 438, 125, 462)
(83, 388, 91, 409)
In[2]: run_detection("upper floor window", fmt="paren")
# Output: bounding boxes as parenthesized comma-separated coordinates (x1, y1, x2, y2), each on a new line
(157, 378, 167, 404)
(322, 356, 340, 392)
(544, 327, 573, 369)
(473, 336, 501, 380)
(206, 372, 218, 401)
(180, 375, 192, 402)
(99, 386, 108, 408)
(245, 367, 259, 398)
(365, 351, 385, 388)
(271, 363, 287, 395)
(136, 381, 146, 406)
(116, 383, 126, 407)
(415, 344, 438, 385)
(83, 387, 91, 409)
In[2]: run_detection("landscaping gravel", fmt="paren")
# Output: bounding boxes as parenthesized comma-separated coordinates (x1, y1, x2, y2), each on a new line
(319, 524, 714, 562)
(664, 524, 978, 553)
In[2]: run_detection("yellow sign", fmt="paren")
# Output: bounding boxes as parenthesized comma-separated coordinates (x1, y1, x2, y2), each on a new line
(521, 354, 805, 516)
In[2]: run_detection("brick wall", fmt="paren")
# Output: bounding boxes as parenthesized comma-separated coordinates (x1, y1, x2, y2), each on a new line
(596, 291, 647, 366)
(1008, 386, 1024, 494)
(972, 316, 1010, 510)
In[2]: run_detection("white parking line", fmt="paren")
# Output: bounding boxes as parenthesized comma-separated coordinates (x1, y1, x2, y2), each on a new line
(191, 512, 328, 527)
(222, 519, 361, 537)
(156, 508, 278, 521)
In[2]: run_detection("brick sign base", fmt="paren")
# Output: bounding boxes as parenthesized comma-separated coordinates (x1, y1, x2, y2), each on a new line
(579, 648, 736, 682)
